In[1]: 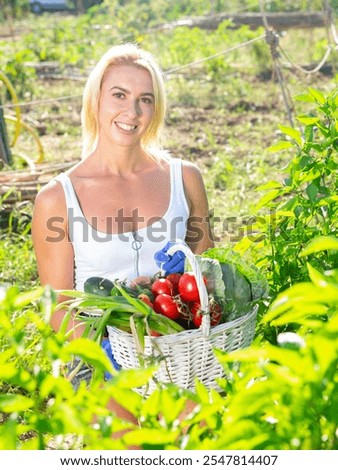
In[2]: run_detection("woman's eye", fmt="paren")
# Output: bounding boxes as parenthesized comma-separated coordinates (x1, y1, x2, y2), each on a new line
(113, 92, 124, 99)
(140, 97, 153, 104)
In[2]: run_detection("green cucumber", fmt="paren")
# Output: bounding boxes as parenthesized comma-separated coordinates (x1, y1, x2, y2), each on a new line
(84, 277, 114, 297)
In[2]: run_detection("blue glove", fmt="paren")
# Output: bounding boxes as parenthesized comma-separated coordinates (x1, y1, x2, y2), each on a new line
(102, 338, 120, 380)
(154, 241, 186, 275)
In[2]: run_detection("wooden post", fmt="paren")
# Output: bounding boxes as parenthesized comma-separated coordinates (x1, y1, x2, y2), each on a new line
(154, 11, 327, 32)
(76, 0, 85, 14)
(0, 100, 12, 166)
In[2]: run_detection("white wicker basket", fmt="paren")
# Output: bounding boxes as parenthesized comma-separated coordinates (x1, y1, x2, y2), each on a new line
(107, 243, 258, 394)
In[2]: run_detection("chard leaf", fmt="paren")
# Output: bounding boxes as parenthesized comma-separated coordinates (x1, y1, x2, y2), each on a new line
(202, 247, 269, 302)
(220, 262, 251, 308)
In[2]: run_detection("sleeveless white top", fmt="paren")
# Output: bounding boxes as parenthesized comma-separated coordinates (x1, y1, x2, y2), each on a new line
(55, 158, 190, 290)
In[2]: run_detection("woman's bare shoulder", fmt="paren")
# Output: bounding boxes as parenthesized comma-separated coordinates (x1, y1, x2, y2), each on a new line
(181, 160, 204, 186)
(34, 178, 66, 215)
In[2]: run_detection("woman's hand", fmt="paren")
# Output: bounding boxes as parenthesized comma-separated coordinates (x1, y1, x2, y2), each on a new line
(129, 275, 152, 288)
(154, 241, 186, 275)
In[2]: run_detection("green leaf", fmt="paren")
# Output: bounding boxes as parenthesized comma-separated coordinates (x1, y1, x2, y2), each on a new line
(278, 125, 303, 146)
(147, 313, 184, 335)
(102, 311, 133, 331)
(296, 115, 319, 125)
(308, 87, 325, 104)
(194, 378, 211, 403)
(306, 182, 318, 202)
(157, 388, 187, 425)
(105, 385, 143, 416)
(327, 383, 338, 423)
(140, 388, 162, 418)
(0, 394, 34, 413)
(113, 367, 158, 389)
(310, 335, 338, 379)
(12, 287, 44, 308)
(223, 434, 270, 451)
(122, 427, 180, 446)
(63, 338, 115, 375)
(0, 363, 35, 392)
(220, 262, 251, 309)
(295, 93, 316, 103)
(304, 124, 314, 142)
(255, 189, 282, 210)
(59, 291, 137, 313)
(115, 283, 152, 316)
(186, 402, 223, 429)
(130, 314, 146, 357)
(300, 236, 338, 256)
(19, 437, 40, 450)
(47, 402, 86, 434)
(267, 141, 293, 152)
(233, 236, 255, 256)
(263, 282, 338, 326)
(215, 344, 301, 370)
(307, 264, 331, 287)
(39, 375, 75, 399)
(266, 306, 328, 326)
(273, 210, 295, 218)
(255, 181, 283, 191)
(0, 419, 17, 450)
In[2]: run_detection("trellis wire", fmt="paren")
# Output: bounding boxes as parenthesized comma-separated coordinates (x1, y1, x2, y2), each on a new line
(164, 34, 266, 76)
(279, 43, 333, 74)
(0, 34, 266, 110)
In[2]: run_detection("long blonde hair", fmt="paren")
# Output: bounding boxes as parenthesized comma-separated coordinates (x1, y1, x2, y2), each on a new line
(81, 43, 168, 160)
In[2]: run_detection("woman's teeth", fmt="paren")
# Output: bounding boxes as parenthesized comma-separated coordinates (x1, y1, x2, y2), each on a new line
(116, 122, 137, 131)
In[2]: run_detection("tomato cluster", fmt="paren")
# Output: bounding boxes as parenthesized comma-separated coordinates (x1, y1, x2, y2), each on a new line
(137, 272, 223, 331)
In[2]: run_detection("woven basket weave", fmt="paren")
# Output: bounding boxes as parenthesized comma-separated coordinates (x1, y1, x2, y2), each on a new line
(107, 243, 258, 394)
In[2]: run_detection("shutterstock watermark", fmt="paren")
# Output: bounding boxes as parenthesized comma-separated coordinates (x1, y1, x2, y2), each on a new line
(45, 208, 279, 243)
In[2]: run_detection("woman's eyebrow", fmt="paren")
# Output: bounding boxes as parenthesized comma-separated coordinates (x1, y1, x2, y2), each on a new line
(141, 92, 155, 98)
(110, 86, 154, 98)
(110, 86, 129, 93)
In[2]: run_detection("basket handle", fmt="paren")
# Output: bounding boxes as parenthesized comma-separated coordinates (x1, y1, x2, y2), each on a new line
(167, 242, 211, 337)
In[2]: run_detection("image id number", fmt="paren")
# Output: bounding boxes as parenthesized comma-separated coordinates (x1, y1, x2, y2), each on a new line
(203, 455, 278, 466)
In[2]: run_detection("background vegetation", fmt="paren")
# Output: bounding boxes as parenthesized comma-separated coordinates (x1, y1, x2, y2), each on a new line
(0, 0, 337, 450)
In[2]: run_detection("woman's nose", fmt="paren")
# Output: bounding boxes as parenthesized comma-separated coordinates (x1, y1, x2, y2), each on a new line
(124, 99, 141, 117)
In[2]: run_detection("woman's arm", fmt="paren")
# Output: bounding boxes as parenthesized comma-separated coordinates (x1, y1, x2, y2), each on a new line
(182, 161, 214, 254)
(32, 181, 85, 338)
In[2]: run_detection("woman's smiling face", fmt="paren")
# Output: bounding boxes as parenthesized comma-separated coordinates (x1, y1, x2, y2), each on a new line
(98, 64, 155, 148)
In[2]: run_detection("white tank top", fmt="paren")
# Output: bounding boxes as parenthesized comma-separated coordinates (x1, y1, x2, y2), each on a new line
(55, 158, 190, 290)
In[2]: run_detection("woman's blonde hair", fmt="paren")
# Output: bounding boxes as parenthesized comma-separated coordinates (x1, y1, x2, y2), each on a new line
(81, 43, 168, 160)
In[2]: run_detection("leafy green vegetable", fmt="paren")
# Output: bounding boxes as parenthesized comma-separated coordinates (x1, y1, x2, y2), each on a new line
(220, 262, 252, 308)
(201, 247, 269, 320)
(203, 247, 269, 301)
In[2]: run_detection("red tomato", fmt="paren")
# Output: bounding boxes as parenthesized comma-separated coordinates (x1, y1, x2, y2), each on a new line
(149, 330, 161, 337)
(190, 301, 203, 327)
(138, 293, 154, 309)
(165, 273, 182, 295)
(210, 301, 223, 326)
(151, 278, 173, 297)
(178, 273, 206, 302)
(190, 300, 223, 328)
(153, 294, 180, 320)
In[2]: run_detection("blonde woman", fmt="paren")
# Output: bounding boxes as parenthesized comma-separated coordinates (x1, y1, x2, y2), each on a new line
(32, 43, 213, 430)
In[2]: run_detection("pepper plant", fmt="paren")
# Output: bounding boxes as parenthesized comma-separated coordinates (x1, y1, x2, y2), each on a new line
(236, 88, 338, 296)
